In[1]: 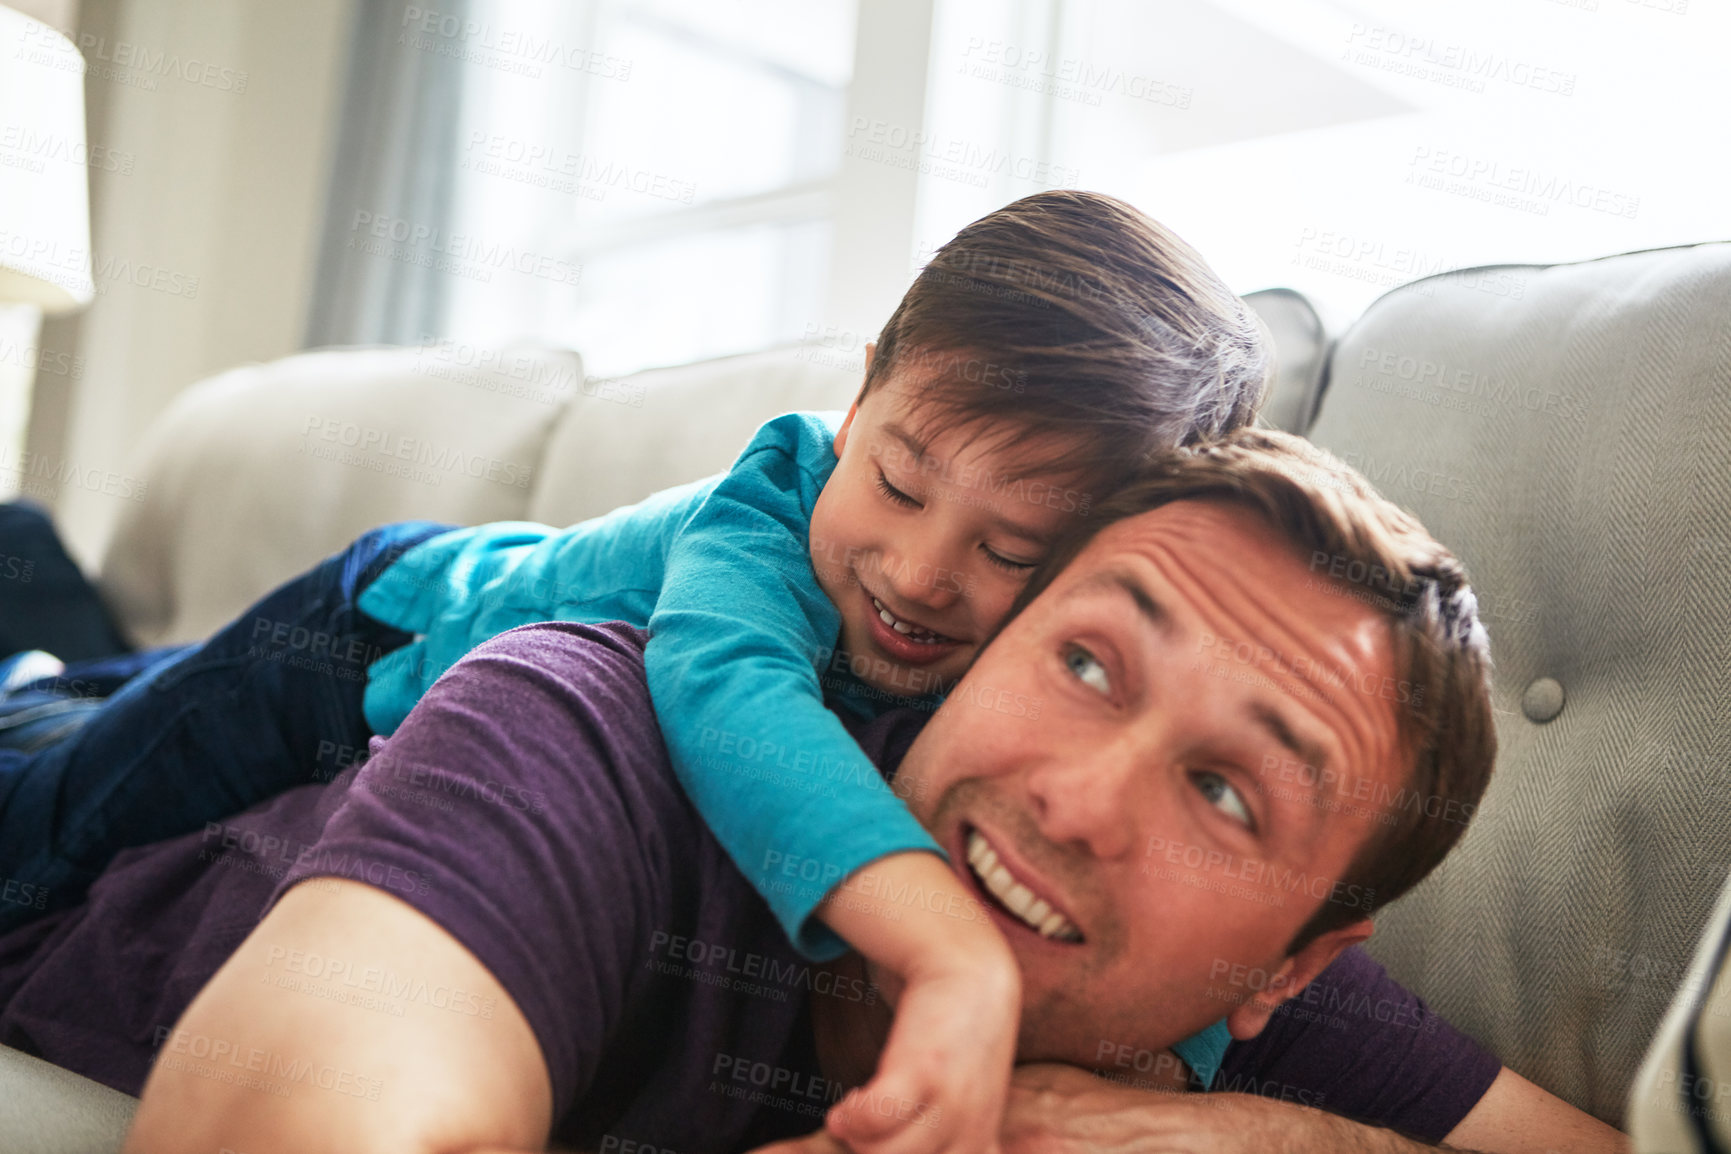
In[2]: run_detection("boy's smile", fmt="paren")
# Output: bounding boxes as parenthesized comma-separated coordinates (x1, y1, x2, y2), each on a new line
(808, 351, 1090, 698)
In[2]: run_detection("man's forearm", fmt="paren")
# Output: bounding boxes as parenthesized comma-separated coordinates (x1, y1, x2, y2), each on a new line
(995, 1066, 1626, 1154)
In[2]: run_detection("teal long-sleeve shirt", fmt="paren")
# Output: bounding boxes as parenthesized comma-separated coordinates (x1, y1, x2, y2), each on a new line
(359, 411, 936, 960)
(357, 408, 1233, 1085)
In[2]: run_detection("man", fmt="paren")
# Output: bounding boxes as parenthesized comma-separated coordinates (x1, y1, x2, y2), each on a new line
(2, 430, 1623, 1153)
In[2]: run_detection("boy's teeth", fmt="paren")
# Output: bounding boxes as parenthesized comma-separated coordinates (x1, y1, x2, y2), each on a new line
(964, 831, 1082, 943)
(872, 598, 942, 642)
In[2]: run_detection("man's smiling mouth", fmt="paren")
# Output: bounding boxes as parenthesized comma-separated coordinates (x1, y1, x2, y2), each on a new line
(965, 829, 1083, 943)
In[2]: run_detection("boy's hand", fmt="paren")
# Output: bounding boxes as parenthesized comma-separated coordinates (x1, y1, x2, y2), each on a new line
(816, 850, 1020, 1154)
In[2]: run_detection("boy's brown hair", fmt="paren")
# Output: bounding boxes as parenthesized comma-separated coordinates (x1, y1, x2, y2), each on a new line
(1000, 427, 1497, 955)
(862, 190, 1272, 485)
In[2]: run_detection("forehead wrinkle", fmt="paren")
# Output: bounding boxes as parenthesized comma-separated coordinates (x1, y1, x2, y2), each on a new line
(1125, 522, 1398, 842)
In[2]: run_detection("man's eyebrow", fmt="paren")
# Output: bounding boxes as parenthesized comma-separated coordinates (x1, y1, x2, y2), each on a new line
(1069, 568, 1174, 637)
(1249, 701, 1330, 783)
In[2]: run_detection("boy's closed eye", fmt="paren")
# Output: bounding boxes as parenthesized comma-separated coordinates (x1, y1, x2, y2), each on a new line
(875, 467, 1047, 575)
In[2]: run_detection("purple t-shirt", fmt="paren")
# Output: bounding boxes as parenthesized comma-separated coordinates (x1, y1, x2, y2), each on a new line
(0, 622, 1499, 1150)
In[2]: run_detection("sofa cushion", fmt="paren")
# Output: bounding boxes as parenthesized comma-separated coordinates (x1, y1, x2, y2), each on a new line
(1243, 287, 1328, 434)
(1307, 242, 1731, 1124)
(97, 343, 580, 647)
(0, 1044, 135, 1153)
(526, 345, 863, 527)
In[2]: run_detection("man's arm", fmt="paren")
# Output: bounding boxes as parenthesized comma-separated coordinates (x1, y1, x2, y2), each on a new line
(990, 1063, 1626, 1154)
(753, 1062, 1629, 1154)
(1442, 1066, 1628, 1153)
(123, 878, 551, 1154)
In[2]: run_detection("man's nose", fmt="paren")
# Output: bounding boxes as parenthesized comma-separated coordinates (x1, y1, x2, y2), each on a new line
(1022, 740, 1142, 860)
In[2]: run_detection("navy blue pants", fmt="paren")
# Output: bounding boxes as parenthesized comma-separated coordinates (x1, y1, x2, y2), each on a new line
(0, 520, 454, 934)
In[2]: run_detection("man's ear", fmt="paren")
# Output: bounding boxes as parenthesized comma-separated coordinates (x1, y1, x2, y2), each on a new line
(1223, 918, 1374, 1042)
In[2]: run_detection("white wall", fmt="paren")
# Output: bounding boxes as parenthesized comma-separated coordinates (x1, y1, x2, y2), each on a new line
(24, 0, 350, 568)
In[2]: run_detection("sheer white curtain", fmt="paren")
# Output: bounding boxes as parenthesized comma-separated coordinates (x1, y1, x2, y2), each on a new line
(304, 0, 478, 347)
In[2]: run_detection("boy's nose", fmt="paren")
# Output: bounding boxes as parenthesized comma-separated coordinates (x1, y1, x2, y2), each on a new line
(883, 549, 963, 614)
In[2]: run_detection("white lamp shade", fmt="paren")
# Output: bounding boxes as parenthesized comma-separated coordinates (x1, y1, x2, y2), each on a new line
(0, 4, 94, 313)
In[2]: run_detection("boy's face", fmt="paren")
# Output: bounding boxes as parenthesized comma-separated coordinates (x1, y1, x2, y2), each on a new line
(809, 353, 1088, 698)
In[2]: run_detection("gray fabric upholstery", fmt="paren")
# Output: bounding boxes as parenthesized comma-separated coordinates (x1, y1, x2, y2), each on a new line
(1243, 287, 1328, 434)
(1307, 242, 1731, 1125)
(0, 1045, 134, 1153)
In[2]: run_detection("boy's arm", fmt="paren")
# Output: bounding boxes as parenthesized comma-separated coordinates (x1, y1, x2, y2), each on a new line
(645, 423, 945, 958)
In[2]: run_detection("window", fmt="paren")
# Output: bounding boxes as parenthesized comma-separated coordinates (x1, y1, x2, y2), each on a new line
(441, 0, 856, 378)
(913, 0, 1728, 324)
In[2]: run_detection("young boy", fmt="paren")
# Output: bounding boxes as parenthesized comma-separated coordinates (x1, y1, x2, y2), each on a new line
(0, 190, 1270, 1151)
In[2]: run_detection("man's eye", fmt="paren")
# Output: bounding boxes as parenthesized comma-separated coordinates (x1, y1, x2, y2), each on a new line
(1064, 646, 1111, 695)
(981, 544, 1039, 574)
(875, 471, 921, 508)
(1191, 770, 1254, 830)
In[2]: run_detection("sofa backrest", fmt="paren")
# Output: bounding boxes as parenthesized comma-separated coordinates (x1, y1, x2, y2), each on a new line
(98, 288, 1322, 648)
(97, 343, 580, 647)
(1305, 242, 1731, 1124)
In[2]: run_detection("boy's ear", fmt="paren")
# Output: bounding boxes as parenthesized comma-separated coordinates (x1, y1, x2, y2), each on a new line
(836, 342, 873, 459)
(1222, 918, 1374, 1042)
(833, 402, 860, 460)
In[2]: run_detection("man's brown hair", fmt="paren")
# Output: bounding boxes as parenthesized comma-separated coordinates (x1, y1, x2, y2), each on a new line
(863, 190, 1272, 485)
(1001, 427, 1497, 954)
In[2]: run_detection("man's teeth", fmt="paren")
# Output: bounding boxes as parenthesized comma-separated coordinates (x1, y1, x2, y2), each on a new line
(872, 598, 946, 644)
(966, 831, 1082, 942)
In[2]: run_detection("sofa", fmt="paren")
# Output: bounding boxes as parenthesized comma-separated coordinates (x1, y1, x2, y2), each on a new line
(2, 252, 1729, 1152)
